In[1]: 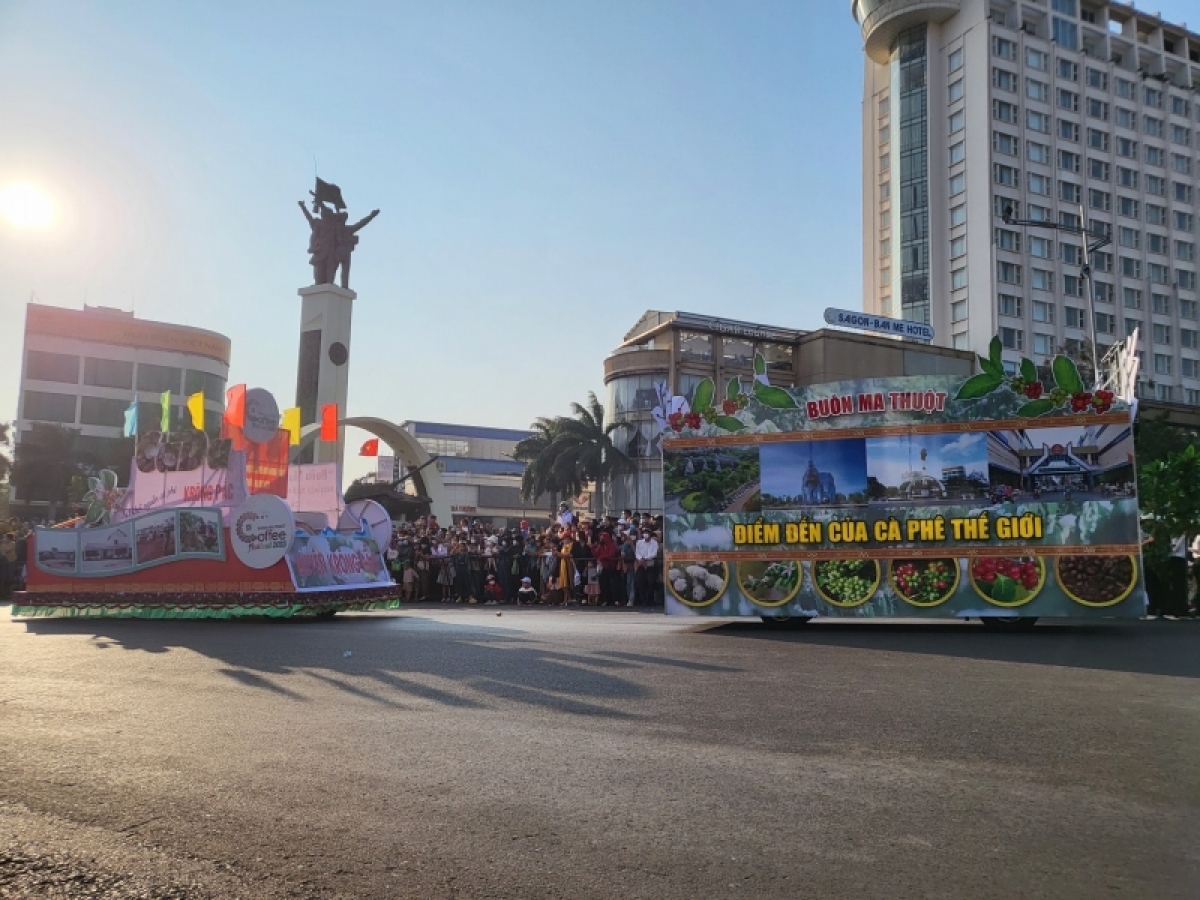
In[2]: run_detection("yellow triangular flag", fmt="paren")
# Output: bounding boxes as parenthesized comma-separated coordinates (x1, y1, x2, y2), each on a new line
(282, 407, 301, 445)
(186, 391, 205, 430)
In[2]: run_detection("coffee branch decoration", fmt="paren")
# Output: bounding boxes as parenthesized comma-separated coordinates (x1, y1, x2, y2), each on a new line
(81, 469, 126, 526)
(955, 336, 1114, 417)
(654, 352, 797, 436)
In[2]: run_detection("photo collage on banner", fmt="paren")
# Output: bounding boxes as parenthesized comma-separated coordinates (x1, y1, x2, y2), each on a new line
(34, 507, 226, 578)
(660, 373, 1143, 619)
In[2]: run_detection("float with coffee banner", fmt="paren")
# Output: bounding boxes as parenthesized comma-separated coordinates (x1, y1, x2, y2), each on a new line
(655, 338, 1144, 627)
(13, 387, 398, 619)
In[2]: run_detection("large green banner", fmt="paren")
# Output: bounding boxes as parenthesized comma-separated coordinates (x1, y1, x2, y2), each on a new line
(659, 349, 1143, 619)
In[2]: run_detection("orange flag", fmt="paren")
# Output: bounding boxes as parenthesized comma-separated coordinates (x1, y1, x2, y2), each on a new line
(359, 437, 379, 456)
(224, 384, 246, 428)
(320, 404, 338, 442)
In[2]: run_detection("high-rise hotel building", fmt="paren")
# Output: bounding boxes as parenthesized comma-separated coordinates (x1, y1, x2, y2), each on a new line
(853, 0, 1200, 402)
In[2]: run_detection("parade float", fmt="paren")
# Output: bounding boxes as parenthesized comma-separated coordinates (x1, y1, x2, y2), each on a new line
(13, 386, 399, 619)
(657, 337, 1145, 625)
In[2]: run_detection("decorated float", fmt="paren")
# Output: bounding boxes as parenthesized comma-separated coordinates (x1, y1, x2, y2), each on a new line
(13, 386, 398, 619)
(657, 338, 1145, 625)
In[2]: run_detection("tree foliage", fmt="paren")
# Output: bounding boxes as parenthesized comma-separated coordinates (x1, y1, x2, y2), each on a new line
(1139, 444, 1200, 578)
(11, 423, 87, 508)
(0, 422, 10, 483)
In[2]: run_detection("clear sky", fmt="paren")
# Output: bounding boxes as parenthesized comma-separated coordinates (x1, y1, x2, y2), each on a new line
(2, 1, 1195, 483)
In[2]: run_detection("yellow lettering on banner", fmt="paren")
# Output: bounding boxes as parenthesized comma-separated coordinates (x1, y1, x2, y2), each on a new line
(734, 524, 747, 544)
(995, 513, 1043, 540)
(906, 517, 946, 542)
(735, 519, 781, 545)
(785, 522, 799, 543)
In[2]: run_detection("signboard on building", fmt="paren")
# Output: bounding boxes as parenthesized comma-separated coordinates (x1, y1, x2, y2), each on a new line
(656, 340, 1141, 619)
(823, 307, 934, 342)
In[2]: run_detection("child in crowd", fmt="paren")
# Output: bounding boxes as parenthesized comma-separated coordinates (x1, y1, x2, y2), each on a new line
(484, 574, 503, 604)
(583, 559, 601, 605)
(516, 576, 538, 606)
(402, 561, 418, 601)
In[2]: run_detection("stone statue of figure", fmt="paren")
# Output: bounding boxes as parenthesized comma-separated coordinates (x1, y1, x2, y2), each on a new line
(298, 179, 379, 289)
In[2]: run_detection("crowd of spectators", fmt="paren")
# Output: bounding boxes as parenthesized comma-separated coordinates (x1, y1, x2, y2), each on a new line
(384, 503, 666, 607)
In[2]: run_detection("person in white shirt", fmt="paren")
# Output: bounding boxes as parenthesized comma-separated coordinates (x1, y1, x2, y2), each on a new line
(556, 503, 575, 528)
(633, 530, 659, 606)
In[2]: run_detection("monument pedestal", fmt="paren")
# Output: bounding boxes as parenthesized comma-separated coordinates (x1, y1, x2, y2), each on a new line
(296, 284, 355, 469)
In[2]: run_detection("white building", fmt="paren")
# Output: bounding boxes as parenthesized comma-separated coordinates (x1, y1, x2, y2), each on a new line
(13, 303, 229, 512)
(854, 0, 1200, 403)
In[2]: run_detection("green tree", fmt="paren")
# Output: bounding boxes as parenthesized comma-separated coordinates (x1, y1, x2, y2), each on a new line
(512, 417, 562, 507)
(0, 422, 10, 483)
(1138, 444, 1200, 580)
(11, 423, 88, 522)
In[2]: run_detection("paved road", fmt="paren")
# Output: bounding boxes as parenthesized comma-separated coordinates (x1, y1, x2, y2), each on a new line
(1, 608, 1198, 899)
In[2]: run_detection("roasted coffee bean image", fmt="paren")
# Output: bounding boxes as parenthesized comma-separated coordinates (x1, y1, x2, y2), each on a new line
(1057, 555, 1136, 605)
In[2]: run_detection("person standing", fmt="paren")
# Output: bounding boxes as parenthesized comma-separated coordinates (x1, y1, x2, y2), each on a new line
(0, 532, 15, 600)
(634, 529, 659, 606)
(593, 530, 619, 607)
(620, 532, 637, 606)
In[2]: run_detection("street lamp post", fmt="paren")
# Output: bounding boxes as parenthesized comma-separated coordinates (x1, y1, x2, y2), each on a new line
(1000, 203, 1112, 388)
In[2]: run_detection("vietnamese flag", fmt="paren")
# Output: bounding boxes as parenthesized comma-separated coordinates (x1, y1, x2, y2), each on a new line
(360, 437, 379, 456)
(320, 403, 338, 442)
(224, 383, 246, 428)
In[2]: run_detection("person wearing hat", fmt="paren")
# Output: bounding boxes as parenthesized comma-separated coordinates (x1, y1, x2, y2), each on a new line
(483, 573, 503, 604)
(557, 502, 575, 528)
(516, 576, 537, 606)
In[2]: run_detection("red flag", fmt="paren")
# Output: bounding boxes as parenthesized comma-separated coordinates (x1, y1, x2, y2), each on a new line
(223, 384, 246, 429)
(320, 404, 338, 442)
(359, 437, 379, 456)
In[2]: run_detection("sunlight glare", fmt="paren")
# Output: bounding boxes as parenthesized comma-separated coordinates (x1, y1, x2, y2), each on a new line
(0, 181, 55, 230)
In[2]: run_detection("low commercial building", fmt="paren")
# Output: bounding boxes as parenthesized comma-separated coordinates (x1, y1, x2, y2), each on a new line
(603, 310, 976, 514)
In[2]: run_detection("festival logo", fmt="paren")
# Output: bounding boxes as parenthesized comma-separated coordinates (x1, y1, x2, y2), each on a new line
(230, 494, 295, 569)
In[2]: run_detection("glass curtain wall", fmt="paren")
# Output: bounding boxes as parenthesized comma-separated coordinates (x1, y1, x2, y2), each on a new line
(892, 25, 930, 325)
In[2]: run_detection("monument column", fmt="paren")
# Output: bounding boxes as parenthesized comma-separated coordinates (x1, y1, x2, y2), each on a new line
(295, 284, 355, 468)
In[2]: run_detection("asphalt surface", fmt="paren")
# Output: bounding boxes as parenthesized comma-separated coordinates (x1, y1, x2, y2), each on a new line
(2, 606, 1199, 899)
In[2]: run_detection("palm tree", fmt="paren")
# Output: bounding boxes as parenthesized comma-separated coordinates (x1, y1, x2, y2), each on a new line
(512, 417, 561, 504)
(11, 423, 88, 522)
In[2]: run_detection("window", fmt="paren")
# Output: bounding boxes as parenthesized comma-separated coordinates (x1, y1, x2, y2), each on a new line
(1032, 269, 1054, 291)
(183, 369, 225, 400)
(1089, 188, 1111, 211)
(1144, 87, 1163, 109)
(1057, 89, 1078, 112)
(1144, 116, 1164, 139)
(1028, 110, 1051, 133)
(1028, 172, 1051, 195)
(949, 141, 965, 164)
(1061, 243, 1082, 265)
(1177, 241, 1196, 262)
(1153, 293, 1172, 315)
(1121, 257, 1142, 278)
(1124, 287, 1143, 308)
(1175, 212, 1195, 233)
(1173, 153, 1193, 175)
(881, 181, 890, 200)
(950, 235, 966, 258)
(1147, 233, 1168, 255)
(1093, 250, 1112, 272)
(951, 299, 968, 321)
(1175, 182, 1194, 204)
(1086, 128, 1109, 150)
(678, 331, 713, 362)
(1154, 353, 1173, 375)
(1058, 149, 1080, 172)
(992, 68, 1017, 92)
(1001, 326, 1024, 350)
(1086, 68, 1108, 90)
(1117, 196, 1139, 219)
(950, 204, 966, 227)
(83, 357, 134, 390)
(1149, 263, 1170, 285)
(1115, 107, 1136, 129)
(1171, 125, 1191, 147)
(1147, 204, 1167, 225)
(1087, 158, 1109, 180)
(998, 294, 1023, 317)
(992, 101, 1017, 125)
(1119, 226, 1140, 249)
(1116, 137, 1137, 158)
(1029, 203, 1052, 222)
(997, 261, 1022, 284)
(1029, 141, 1052, 164)
(22, 391, 76, 423)
(948, 48, 964, 72)
(1183, 358, 1199, 378)
(1027, 78, 1049, 102)
(995, 229, 1019, 252)
(722, 337, 755, 365)
(1146, 175, 1166, 196)
(880, 152, 890, 173)
(993, 132, 1018, 156)
(1033, 300, 1056, 323)
(953, 332, 969, 349)
(950, 110, 966, 133)
(879, 95, 889, 117)
(1116, 78, 1134, 100)
(1125, 318, 1142, 337)
(136, 364, 181, 393)
(1180, 271, 1198, 291)
(1086, 97, 1110, 122)
(949, 173, 965, 195)
(951, 267, 968, 290)
(1058, 119, 1079, 142)
(1116, 166, 1138, 188)
(1026, 47, 1047, 71)
(993, 37, 1016, 61)
(1094, 281, 1114, 304)
(994, 163, 1019, 187)
(1059, 181, 1080, 203)
(25, 351, 79, 384)
(1033, 332, 1055, 356)
(1096, 312, 1117, 335)
(1156, 384, 1175, 401)
(79, 396, 131, 428)
(1053, 18, 1079, 50)
(1170, 96, 1190, 117)
(1029, 236, 1053, 258)
(1065, 306, 1085, 328)
(1182, 329, 1199, 349)
(1181, 299, 1198, 320)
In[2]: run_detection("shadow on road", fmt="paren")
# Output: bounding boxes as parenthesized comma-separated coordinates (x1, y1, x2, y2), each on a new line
(16, 614, 742, 716)
(703, 619, 1200, 679)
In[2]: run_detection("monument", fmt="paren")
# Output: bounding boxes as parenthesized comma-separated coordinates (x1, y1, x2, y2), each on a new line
(295, 178, 379, 467)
